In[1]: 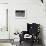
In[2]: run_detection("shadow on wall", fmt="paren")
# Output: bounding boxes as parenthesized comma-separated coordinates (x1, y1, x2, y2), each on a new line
(40, 25, 45, 46)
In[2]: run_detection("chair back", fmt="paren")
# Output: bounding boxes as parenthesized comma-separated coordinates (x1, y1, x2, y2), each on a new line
(27, 23, 40, 35)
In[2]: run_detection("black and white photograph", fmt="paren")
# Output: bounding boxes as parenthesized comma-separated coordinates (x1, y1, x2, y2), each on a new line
(0, 0, 46, 46)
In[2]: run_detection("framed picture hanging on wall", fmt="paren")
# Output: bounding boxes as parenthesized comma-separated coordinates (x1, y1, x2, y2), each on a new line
(15, 10, 26, 18)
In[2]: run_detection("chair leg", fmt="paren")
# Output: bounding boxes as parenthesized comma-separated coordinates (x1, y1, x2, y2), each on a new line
(30, 39, 34, 46)
(20, 41, 21, 45)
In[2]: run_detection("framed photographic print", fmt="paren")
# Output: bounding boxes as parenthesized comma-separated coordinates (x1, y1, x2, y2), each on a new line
(15, 10, 26, 18)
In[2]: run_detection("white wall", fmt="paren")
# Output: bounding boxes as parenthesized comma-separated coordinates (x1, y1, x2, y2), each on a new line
(0, 0, 8, 3)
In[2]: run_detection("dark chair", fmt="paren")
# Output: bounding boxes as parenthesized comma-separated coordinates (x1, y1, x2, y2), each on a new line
(19, 23, 40, 45)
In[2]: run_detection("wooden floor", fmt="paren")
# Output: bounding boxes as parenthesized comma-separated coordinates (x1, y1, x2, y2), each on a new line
(19, 41, 43, 46)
